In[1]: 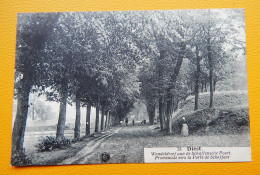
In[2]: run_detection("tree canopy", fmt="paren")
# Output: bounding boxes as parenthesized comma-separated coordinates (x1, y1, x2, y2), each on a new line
(12, 9, 246, 156)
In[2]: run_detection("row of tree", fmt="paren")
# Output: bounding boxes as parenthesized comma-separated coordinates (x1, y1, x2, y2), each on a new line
(12, 12, 139, 155)
(138, 9, 245, 133)
(12, 9, 245, 155)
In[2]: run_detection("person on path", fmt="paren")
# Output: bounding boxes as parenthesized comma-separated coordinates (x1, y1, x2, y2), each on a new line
(181, 117, 189, 137)
(125, 117, 128, 126)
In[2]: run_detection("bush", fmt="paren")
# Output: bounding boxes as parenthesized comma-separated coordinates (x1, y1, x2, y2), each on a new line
(11, 150, 32, 166)
(35, 136, 71, 152)
(208, 108, 250, 134)
(172, 108, 217, 134)
(172, 106, 250, 135)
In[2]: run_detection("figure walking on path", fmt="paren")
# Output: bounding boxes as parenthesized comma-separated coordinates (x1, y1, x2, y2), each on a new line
(125, 117, 128, 126)
(181, 117, 189, 137)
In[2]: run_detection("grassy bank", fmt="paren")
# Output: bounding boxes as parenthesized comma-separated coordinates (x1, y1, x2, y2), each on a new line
(171, 91, 250, 135)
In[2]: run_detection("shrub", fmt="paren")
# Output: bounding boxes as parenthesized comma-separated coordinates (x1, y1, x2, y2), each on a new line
(11, 150, 32, 166)
(172, 106, 250, 135)
(172, 108, 217, 134)
(208, 108, 250, 134)
(35, 136, 71, 152)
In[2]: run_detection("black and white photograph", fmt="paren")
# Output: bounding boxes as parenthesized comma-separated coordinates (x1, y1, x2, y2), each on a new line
(11, 9, 250, 166)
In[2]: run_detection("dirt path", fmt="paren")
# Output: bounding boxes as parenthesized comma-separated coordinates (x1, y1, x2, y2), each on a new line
(78, 124, 250, 164)
(58, 124, 156, 165)
(30, 124, 250, 165)
(58, 128, 122, 165)
(74, 124, 165, 164)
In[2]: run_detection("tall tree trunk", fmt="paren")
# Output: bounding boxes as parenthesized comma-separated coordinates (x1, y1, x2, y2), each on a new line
(194, 78, 199, 111)
(194, 45, 201, 111)
(201, 81, 204, 92)
(209, 67, 214, 108)
(11, 73, 32, 155)
(104, 111, 107, 130)
(207, 9, 214, 108)
(147, 103, 155, 125)
(95, 103, 100, 132)
(159, 97, 164, 131)
(74, 92, 81, 139)
(166, 93, 173, 134)
(108, 114, 111, 127)
(101, 106, 105, 131)
(213, 79, 216, 92)
(105, 110, 110, 129)
(109, 114, 112, 127)
(56, 78, 68, 139)
(165, 42, 185, 134)
(158, 50, 166, 131)
(86, 103, 91, 136)
(162, 102, 167, 130)
(204, 77, 207, 92)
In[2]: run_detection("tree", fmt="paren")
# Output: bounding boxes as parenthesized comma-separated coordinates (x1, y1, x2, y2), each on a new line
(28, 95, 55, 120)
(85, 103, 91, 135)
(154, 11, 198, 133)
(203, 9, 236, 107)
(45, 12, 100, 139)
(136, 10, 199, 132)
(92, 11, 142, 125)
(12, 13, 59, 155)
(74, 92, 81, 138)
(139, 61, 158, 125)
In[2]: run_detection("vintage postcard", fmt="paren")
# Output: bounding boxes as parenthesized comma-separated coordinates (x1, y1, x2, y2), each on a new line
(11, 9, 250, 166)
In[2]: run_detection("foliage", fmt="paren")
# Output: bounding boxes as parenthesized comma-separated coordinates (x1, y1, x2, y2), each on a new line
(12, 9, 247, 154)
(171, 91, 249, 135)
(35, 136, 71, 152)
(14, 13, 60, 93)
(172, 108, 217, 134)
(208, 107, 249, 134)
(28, 94, 55, 120)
